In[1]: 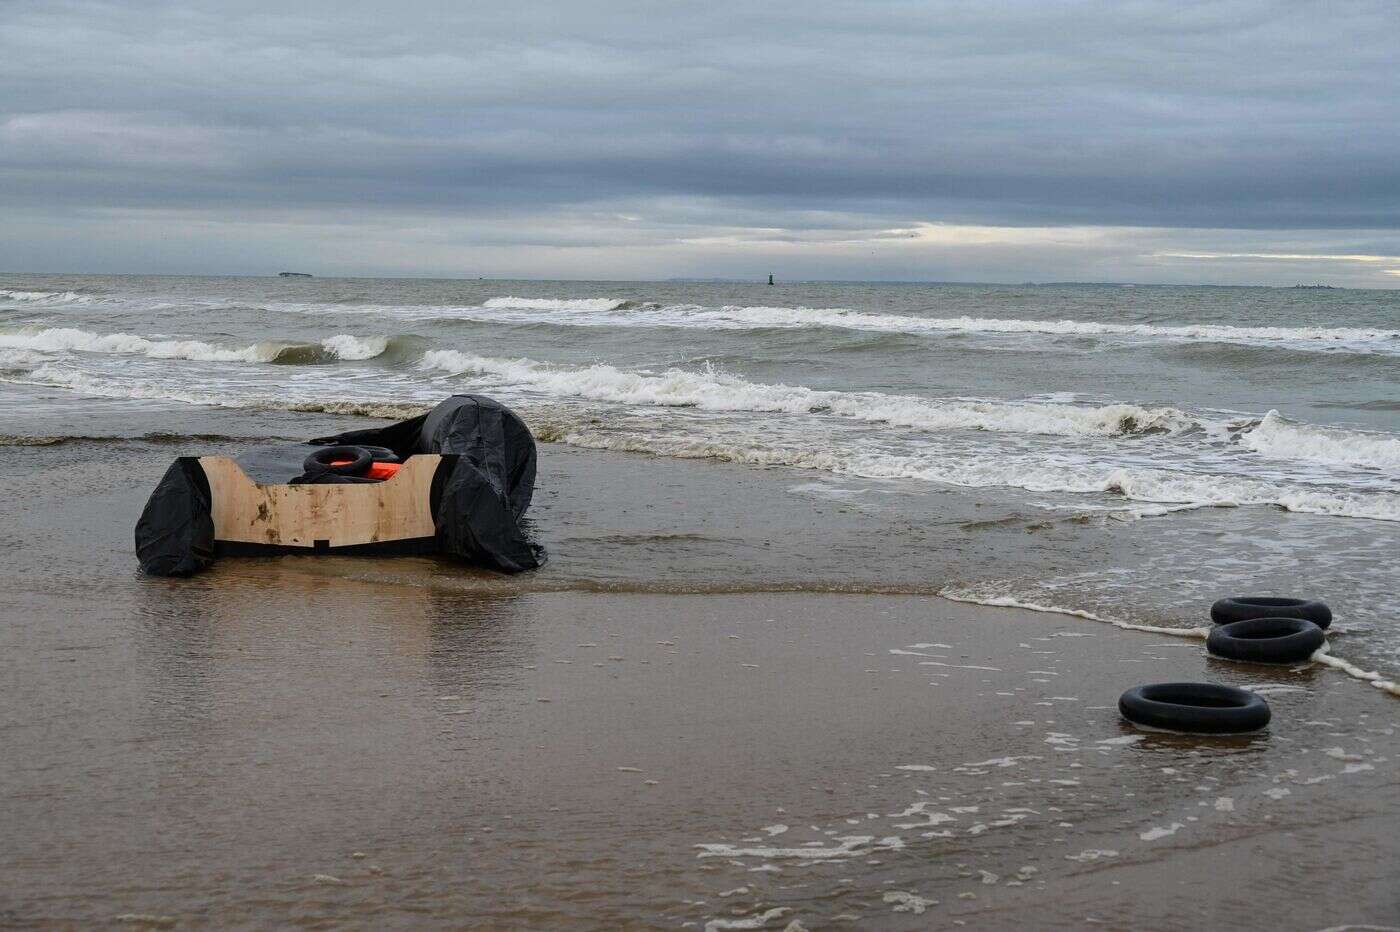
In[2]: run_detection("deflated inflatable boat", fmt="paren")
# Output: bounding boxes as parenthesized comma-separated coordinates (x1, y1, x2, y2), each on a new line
(135, 395, 546, 576)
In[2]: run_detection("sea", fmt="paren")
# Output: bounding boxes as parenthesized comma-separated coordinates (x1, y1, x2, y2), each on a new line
(2, 274, 1398, 683)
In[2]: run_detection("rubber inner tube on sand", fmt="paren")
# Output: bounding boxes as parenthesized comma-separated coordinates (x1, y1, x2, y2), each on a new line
(1210, 596, 1331, 630)
(303, 445, 373, 477)
(1207, 617, 1325, 665)
(1118, 682, 1271, 734)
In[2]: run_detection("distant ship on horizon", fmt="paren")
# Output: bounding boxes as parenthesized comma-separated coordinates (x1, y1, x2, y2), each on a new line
(278, 271, 313, 278)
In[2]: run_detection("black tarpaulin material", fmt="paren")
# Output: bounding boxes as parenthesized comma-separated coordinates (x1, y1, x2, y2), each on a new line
(134, 457, 216, 576)
(134, 395, 545, 576)
(312, 394, 545, 570)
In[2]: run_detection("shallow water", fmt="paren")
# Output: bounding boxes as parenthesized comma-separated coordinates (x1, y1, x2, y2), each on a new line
(2, 274, 1398, 680)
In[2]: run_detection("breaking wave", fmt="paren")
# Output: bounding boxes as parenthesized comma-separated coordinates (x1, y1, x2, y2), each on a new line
(483, 296, 631, 312)
(666, 306, 1400, 356)
(0, 327, 392, 365)
(692, 306, 1400, 352)
(412, 297, 1400, 355)
(315, 334, 391, 361)
(418, 350, 1197, 438)
(69, 291, 1392, 357)
(0, 289, 94, 305)
(1240, 410, 1400, 471)
(9, 351, 1399, 522)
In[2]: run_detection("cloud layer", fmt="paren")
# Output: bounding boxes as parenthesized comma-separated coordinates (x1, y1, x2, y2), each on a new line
(3, 0, 1398, 283)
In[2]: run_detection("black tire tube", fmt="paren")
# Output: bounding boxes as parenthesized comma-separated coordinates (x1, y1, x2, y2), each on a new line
(303, 445, 373, 476)
(351, 445, 401, 463)
(1118, 682, 1271, 734)
(1210, 596, 1331, 630)
(1207, 617, 1325, 664)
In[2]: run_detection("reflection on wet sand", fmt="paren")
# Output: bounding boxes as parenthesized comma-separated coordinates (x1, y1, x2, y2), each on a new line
(134, 557, 536, 710)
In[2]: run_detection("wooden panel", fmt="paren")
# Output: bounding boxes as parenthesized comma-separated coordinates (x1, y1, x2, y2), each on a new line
(199, 455, 441, 548)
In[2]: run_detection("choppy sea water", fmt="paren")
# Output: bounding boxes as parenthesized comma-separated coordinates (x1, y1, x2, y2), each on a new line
(2, 274, 1398, 681)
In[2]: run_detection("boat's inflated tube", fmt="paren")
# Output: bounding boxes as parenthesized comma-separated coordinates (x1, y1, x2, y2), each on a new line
(1210, 596, 1331, 630)
(1207, 617, 1325, 664)
(1118, 682, 1271, 734)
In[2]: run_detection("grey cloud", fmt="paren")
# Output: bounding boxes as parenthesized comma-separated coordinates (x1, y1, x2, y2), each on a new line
(1, 0, 1398, 279)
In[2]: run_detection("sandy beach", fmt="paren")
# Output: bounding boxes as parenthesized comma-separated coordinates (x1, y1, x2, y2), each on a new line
(2, 433, 1397, 929)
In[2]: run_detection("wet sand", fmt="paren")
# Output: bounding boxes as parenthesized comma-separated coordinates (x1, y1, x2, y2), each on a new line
(5, 588, 1399, 928)
(1, 431, 1398, 928)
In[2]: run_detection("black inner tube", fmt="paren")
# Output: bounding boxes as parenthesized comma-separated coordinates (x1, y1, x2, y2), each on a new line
(303, 445, 373, 476)
(1207, 617, 1325, 664)
(1210, 596, 1331, 630)
(1119, 682, 1271, 734)
(292, 445, 380, 484)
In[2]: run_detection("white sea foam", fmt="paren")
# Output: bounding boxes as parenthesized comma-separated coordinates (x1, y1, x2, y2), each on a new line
(19, 343, 1398, 522)
(1066, 848, 1119, 862)
(553, 426, 1400, 523)
(483, 296, 629, 312)
(1312, 644, 1400, 697)
(0, 348, 48, 368)
(14, 366, 269, 406)
(0, 327, 389, 364)
(1242, 410, 1400, 471)
(8, 366, 434, 419)
(414, 353, 1400, 521)
(0, 289, 92, 305)
(419, 350, 1196, 437)
(865, 457, 1400, 522)
(884, 891, 936, 914)
(703, 907, 792, 931)
(1140, 822, 1186, 841)
(695, 306, 1400, 353)
(696, 835, 904, 860)
(937, 590, 1209, 639)
(0, 327, 280, 362)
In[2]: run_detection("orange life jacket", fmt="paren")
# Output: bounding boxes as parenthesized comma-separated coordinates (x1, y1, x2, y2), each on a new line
(331, 460, 402, 480)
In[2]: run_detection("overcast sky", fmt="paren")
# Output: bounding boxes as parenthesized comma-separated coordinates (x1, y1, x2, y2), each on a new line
(3, 0, 1398, 284)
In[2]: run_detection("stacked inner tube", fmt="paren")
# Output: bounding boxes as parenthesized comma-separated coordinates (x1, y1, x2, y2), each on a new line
(293, 445, 400, 484)
(1208, 617, 1325, 664)
(1210, 596, 1331, 630)
(1208, 596, 1330, 665)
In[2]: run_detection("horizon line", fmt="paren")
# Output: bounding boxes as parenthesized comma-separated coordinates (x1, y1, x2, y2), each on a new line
(0, 271, 1384, 291)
